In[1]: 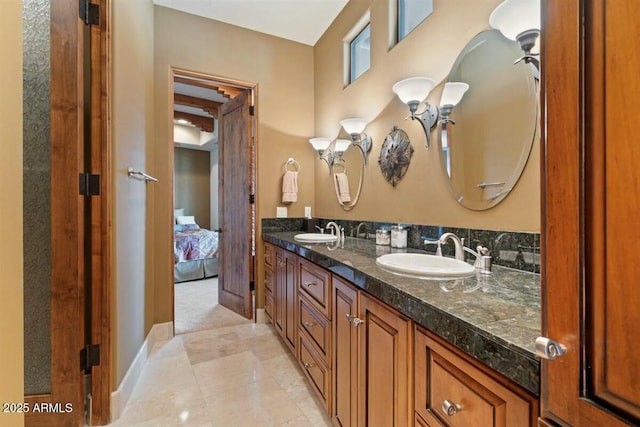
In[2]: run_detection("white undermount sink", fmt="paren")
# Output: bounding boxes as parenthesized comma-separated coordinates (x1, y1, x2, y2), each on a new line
(293, 233, 339, 243)
(376, 253, 475, 279)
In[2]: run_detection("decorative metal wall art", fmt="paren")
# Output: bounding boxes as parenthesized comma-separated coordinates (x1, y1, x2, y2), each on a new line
(378, 127, 414, 187)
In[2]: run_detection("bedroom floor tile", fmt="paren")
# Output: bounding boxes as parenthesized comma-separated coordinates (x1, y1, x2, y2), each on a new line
(109, 288, 331, 426)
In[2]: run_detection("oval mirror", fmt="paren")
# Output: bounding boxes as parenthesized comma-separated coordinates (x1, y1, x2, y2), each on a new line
(331, 139, 365, 211)
(438, 29, 538, 210)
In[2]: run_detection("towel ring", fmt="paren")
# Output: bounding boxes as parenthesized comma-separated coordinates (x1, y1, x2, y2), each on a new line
(284, 157, 301, 172)
(332, 159, 346, 174)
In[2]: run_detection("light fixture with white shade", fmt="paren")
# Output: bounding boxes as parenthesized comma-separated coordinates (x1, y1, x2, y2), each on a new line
(333, 139, 353, 156)
(392, 77, 439, 149)
(309, 137, 334, 170)
(339, 117, 372, 162)
(489, 0, 541, 70)
(439, 82, 469, 124)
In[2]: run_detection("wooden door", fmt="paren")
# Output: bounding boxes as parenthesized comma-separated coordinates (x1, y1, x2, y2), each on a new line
(218, 90, 253, 318)
(357, 293, 412, 427)
(541, 1, 640, 425)
(332, 277, 359, 427)
(23, 0, 112, 425)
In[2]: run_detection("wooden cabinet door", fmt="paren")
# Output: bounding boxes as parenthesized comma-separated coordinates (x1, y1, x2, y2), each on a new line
(357, 293, 412, 427)
(542, 1, 640, 425)
(274, 248, 297, 353)
(274, 249, 285, 336)
(332, 277, 359, 427)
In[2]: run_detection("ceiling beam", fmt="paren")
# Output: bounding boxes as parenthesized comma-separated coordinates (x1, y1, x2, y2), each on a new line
(174, 76, 245, 99)
(174, 93, 222, 117)
(174, 110, 214, 133)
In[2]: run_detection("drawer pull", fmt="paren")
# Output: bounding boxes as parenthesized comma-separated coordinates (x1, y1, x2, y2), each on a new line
(303, 321, 315, 328)
(265, 279, 270, 285)
(442, 400, 462, 416)
(304, 281, 318, 287)
(302, 362, 315, 369)
(535, 336, 567, 360)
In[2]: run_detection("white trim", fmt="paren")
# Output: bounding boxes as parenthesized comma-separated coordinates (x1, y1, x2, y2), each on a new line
(343, 10, 371, 87)
(110, 322, 174, 421)
(255, 308, 268, 324)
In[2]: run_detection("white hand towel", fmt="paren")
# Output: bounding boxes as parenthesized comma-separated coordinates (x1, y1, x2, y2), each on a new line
(334, 172, 351, 203)
(282, 170, 298, 203)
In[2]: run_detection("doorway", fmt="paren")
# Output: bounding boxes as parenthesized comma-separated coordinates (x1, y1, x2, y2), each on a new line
(169, 69, 257, 333)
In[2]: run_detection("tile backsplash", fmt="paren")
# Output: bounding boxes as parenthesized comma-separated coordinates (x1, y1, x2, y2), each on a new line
(262, 217, 540, 274)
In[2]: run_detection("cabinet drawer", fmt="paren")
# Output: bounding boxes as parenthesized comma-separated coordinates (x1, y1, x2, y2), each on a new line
(264, 267, 274, 294)
(264, 243, 275, 269)
(298, 259, 331, 318)
(299, 334, 331, 412)
(415, 327, 536, 427)
(265, 291, 274, 322)
(299, 295, 330, 365)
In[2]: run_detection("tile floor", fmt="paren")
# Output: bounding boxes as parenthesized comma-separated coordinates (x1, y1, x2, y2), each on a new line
(109, 279, 332, 426)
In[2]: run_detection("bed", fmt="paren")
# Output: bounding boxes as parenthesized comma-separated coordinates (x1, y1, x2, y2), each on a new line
(174, 223, 219, 283)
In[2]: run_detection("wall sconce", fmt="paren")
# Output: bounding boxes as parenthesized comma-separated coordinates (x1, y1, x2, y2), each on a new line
(392, 77, 438, 149)
(333, 139, 352, 158)
(309, 137, 334, 170)
(489, 0, 541, 70)
(438, 82, 469, 125)
(339, 118, 372, 162)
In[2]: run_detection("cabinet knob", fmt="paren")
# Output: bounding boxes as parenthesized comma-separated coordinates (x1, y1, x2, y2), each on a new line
(442, 400, 462, 416)
(535, 336, 567, 360)
(304, 281, 317, 287)
(302, 362, 315, 369)
(303, 321, 315, 328)
(346, 314, 364, 327)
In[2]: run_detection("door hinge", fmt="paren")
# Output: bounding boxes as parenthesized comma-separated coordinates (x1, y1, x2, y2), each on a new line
(79, 173, 100, 196)
(79, 0, 100, 26)
(250, 194, 255, 204)
(250, 281, 255, 291)
(80, 344, 101, 373)
(249, 105, 255, 116)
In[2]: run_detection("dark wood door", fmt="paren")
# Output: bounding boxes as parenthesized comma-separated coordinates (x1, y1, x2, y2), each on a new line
(332, 277, 359, 427)
(357, 293, 412, 427)
(218, 90, 253, 318)
(541, 1, 640, 425)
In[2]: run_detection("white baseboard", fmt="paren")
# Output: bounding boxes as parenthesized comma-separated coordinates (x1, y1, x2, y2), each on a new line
(110, 322, 174, 421)
(255, 308, 269, 324)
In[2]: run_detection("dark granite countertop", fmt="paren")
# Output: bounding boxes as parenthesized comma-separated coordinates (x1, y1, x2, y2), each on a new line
(263, 231, 541, 396)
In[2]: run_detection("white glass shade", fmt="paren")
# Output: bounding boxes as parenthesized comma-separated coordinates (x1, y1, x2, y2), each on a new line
(440, 82, 469, 106)
(309, 137, 331, 152)
(334, 139, 352, 154)
(340, 118, 368, 135)
(489, 0, 540, 41)
(392, 77, 436, 104)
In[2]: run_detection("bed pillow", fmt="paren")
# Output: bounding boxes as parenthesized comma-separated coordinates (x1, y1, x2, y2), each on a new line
(173, 208, 184, 224)
(174, 223, 199, 232)
(176, 215, 196, 225)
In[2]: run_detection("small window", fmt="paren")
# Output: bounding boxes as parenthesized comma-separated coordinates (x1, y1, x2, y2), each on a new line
(398, 0, 433, 41)
(350, 24, 371, 83)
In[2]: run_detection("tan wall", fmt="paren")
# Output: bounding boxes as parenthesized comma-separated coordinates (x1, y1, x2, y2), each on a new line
(152, 6, 315, 320)
(0, 2, 24, 425)
(112, 0, 155, 387)
(174, 147, 211, 229)
(313, 0, 540, 232)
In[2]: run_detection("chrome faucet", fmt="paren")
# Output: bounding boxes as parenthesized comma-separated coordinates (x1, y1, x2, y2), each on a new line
(463, 245, 493, 275)
(325, 221, 341, 236)
(438, 232, 465, 261)
(356, 222, 368, 239)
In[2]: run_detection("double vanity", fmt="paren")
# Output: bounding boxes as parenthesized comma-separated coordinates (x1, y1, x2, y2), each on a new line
(263, 228, 540, 426)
